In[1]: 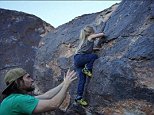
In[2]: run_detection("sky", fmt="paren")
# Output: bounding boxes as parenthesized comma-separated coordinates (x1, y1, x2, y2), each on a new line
(0, 1, 121, 28)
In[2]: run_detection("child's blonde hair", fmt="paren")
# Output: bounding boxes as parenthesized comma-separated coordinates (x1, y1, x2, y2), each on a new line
(75, 26, 95, 53)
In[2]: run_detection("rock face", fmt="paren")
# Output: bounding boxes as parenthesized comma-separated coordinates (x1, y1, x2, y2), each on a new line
(0, 0, 154, 114)
(91, 0, 154, 105)
(0, 8, 54, 99)
(33, 0, 154, 114)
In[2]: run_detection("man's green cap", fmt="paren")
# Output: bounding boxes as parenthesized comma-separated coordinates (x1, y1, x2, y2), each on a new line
(2, 68, 27, 94)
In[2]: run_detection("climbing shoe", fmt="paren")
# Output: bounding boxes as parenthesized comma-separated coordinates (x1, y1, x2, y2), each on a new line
(82, 67, 92, 77)
(75, 99, 88, 106)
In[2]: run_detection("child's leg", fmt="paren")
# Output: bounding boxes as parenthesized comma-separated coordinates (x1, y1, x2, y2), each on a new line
(75, 68, 88, 106)
(74, 54, 87, 98)
(74, 54, 98, 69)
(76, 67, 86, 99)
(74, 54, 88, 106)
(84, 54, 98, 70)
(74, 54, 98, 77)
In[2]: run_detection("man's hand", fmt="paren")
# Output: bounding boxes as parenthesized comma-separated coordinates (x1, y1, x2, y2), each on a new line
(33, 69, 77, 113)
(63, 69, 77, 87)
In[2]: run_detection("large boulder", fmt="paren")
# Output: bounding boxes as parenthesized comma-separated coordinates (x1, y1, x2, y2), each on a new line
(34, 0, 154, 114)
(1, 0, 154, 114)
(89, 0, 154, 114)
(0, 8, 54, 101)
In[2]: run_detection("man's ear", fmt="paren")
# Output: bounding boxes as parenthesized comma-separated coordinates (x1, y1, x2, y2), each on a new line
(15, 78, 23, 88)
(14, 79, 20, 88)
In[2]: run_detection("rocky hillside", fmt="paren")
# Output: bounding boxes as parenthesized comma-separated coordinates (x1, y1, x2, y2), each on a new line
(33, 0, 154, 115)
(0, 0, 154, 114)
(0, 8, 54, 99)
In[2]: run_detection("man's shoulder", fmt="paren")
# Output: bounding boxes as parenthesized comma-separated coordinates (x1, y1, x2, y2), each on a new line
(12, 94, 35, 100)
(0, 94, 31, 109)
(1, 94, 38, 115)
(5, 94, 35, 102)
(10, 93, 31, 98)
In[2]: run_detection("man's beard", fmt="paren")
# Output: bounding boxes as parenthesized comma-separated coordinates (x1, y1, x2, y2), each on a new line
(26, 86, 35, 92)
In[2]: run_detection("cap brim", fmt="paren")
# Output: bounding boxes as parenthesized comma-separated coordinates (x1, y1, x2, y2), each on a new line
(2, 82, 14, 95)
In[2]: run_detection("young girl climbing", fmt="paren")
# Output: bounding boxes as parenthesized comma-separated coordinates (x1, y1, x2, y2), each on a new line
(74, 25, 105, 106)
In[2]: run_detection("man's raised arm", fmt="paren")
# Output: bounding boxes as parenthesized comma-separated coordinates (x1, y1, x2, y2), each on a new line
(33, 70, 76, 113)
(35, 82, 64, 99)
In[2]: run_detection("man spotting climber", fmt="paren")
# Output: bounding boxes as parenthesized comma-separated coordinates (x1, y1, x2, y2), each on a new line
(0, 68, 76, 115)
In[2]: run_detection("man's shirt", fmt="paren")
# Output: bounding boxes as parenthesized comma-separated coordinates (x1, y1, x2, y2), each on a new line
(0, 94, 39, 115)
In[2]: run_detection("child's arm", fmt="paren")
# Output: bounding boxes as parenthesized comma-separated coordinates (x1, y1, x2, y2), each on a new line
(93, 47, 101, 51)
(88, 32, 105, 41)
